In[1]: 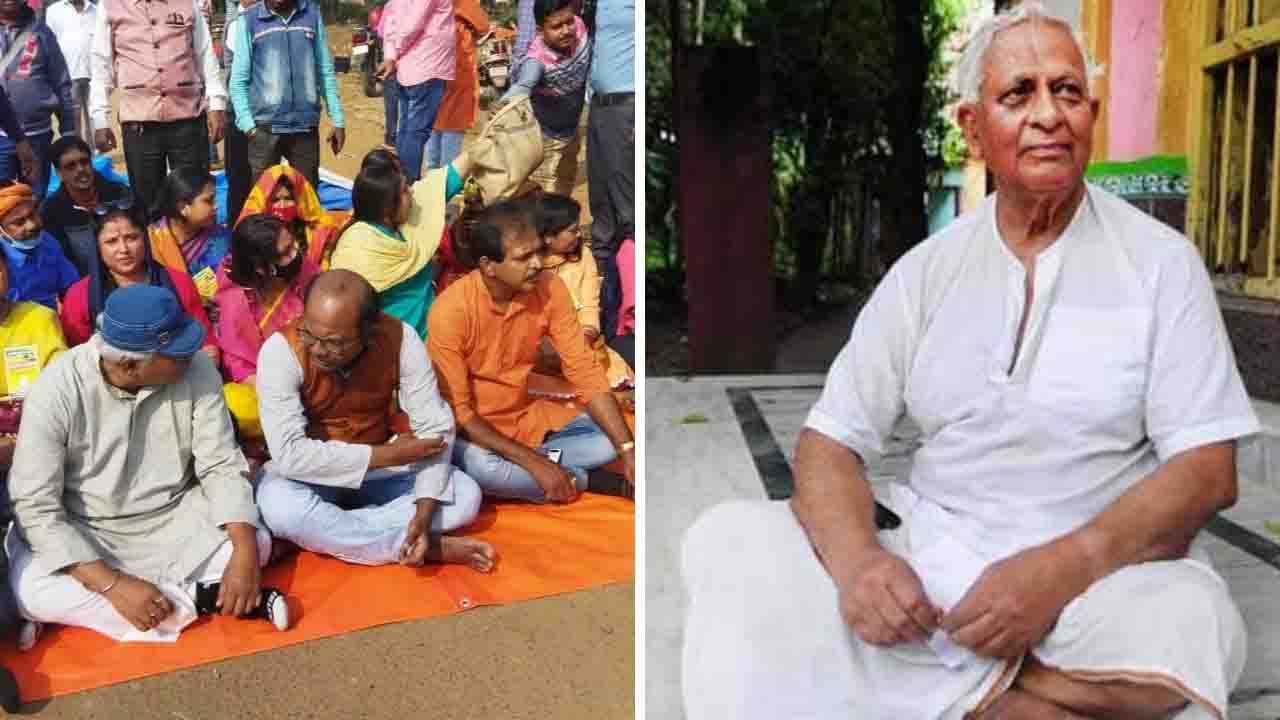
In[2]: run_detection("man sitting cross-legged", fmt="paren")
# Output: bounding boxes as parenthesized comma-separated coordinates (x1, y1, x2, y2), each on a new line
(8, 284, 290, 644)
(427, 200, 635, 503)
(255, 270, 495, 571)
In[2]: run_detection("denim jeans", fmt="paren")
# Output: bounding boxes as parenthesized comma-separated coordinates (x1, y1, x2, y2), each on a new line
(383, 73, 399, 146)
(452, 414, 618, 502)
(255, 463, 482, 566)
(0, 130, 52, 203)
(395, 78, 446, 182)
(425, 130, 463, 169)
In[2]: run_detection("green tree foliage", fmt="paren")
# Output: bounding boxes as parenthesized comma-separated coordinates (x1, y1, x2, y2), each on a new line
(648, 0, 967, 310)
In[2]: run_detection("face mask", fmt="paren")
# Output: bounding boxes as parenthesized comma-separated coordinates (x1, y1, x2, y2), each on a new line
(0, 226, 40, 252)
(273, 251, 304, 281)
(270, 204, 299, 224)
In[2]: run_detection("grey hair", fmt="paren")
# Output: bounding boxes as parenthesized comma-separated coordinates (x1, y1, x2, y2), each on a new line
(91, 333, 156, 366)
(952, 1, 1104, 105)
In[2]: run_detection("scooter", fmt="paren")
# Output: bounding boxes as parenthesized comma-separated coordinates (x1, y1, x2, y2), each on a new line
(350, 23, 384, 98)
(477, 28, 513, 107)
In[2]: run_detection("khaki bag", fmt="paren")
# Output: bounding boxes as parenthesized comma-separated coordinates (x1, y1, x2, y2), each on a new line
(467, 95, 545, 204)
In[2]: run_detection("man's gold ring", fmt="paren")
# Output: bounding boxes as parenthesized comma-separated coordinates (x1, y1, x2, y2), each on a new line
(152, 597, 165, 606)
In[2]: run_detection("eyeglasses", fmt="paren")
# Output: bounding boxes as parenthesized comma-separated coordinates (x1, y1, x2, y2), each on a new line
(297, 327, 361, 353)
(79, 197, 135, 216)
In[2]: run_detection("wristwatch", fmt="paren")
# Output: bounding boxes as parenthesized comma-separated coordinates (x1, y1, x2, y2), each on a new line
(618, 440, 635, 453)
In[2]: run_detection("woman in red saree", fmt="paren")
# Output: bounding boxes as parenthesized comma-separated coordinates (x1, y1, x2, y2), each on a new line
(236, 164, 350, 271)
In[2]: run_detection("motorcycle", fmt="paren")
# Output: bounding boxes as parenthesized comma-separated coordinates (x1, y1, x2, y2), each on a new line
(477, 28, 514, 108)
(350, 23, 384, 98)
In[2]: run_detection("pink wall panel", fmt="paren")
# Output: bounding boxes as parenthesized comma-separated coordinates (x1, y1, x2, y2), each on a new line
(1106, 0, 1162, 160)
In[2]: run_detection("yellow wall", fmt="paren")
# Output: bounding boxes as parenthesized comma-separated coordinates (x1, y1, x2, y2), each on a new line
(1157, 0, 1194, 156)
(1081, 0, 1111, 159)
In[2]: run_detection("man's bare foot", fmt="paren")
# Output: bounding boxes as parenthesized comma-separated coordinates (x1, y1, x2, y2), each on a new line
(431, 536, 497, 573)
(981, 689, 1089, 720)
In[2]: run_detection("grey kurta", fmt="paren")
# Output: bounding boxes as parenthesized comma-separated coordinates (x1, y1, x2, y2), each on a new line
(9, 343, 259, 584)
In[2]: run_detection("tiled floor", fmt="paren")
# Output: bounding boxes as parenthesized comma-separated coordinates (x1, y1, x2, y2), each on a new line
(647, 376, 1280, 719)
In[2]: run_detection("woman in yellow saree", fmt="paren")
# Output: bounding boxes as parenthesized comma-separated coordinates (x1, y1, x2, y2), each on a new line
(236, 164, 350, 271)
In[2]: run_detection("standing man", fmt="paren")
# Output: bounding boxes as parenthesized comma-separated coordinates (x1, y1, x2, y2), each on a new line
(0, 0, 73, 203)
(0, 82, 35, 188)
(229, 0, 343, 195)
(498, 0, 590, 197)
(219, 0, 254, 224)
(89, 0, 226, 216)
(585, 0, 631, 341)
(375, 0, 453, 183)
(43, 0, 95, 140)
(369, 1, 396, 148)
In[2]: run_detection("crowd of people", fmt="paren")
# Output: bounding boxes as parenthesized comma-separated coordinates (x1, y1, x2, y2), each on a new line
(0, 0, 635, 708)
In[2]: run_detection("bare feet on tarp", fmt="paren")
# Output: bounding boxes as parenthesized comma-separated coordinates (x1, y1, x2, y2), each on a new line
(425, 536, 496, 573)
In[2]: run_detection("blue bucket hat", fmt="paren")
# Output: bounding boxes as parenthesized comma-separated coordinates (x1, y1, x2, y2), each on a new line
(99, 284, 206, 358)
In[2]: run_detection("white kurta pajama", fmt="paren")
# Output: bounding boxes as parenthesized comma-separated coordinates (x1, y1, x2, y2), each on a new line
(6, 345, 269, 643)
(682, 185, 1258, 719)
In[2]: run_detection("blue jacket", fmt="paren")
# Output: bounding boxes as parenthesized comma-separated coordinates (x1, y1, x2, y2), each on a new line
(229, 0, 343, 134)
(0, 8, 73, 136)
(2, 231, 79, 310)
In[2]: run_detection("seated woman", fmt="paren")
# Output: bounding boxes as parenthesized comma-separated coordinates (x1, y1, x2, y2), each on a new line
(214, 214, 320, 442)
(236, 164, 349, 271)
(147, 168, 233, 303)
(330, 149, 474, 340)
(534, 193, 633, 389)
(59, 208, 218, 364)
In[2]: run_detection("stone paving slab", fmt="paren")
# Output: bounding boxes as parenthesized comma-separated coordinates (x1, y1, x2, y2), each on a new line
(647, 376, 1280, 719)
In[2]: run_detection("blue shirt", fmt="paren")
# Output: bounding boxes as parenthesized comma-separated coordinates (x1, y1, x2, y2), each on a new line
(589, 0, 633, 95)
(2, 231, 78, 310)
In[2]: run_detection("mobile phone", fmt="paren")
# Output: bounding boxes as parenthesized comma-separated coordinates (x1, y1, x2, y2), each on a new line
(546, 448, 563, 464)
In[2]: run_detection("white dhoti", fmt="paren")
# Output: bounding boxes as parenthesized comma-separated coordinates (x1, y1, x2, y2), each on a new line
(7, 526, 273, 643)
(681, 497, 1246, 720)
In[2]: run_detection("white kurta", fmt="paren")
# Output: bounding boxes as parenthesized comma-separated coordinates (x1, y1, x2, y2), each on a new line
(683, 185, 1257, 719)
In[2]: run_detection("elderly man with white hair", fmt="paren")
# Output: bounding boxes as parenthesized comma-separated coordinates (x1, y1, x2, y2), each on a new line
(681, 4, 1255, 719)
(6, 283, 291, 646)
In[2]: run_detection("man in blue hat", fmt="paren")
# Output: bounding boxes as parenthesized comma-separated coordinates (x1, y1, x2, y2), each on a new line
(6, 283, 292, 643)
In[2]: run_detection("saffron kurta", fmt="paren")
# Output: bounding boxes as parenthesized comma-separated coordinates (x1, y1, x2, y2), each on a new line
(433, 0, 489, 133)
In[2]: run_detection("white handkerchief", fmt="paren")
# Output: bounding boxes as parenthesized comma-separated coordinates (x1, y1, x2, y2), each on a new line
(904, 498, 990, 669)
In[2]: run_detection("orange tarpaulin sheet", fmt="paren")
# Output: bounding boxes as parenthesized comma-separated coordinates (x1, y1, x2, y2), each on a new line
(0, 495, 634, 701)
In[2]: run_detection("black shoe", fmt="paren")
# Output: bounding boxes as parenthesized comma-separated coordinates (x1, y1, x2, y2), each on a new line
(0, 665, 20, 713)
(196, 583, 291, 631)
(243, 587, 290, 631)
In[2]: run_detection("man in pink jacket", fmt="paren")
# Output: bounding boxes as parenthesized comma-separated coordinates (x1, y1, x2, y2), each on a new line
(375, 0, 453, 183)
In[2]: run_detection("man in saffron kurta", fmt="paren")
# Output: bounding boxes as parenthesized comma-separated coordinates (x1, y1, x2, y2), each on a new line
(255, 270, 494, 570)
(427, 200, 634, 503)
